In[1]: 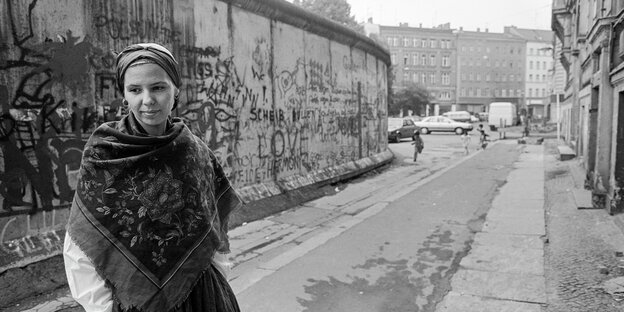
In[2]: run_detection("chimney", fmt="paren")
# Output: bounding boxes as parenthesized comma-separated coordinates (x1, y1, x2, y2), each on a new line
(459, 26, 463, 31)
(419, 23, 422, 28)
(477, 28, 480, 32)
(367, 17, 373, 23)
(485, 28, 489, 32)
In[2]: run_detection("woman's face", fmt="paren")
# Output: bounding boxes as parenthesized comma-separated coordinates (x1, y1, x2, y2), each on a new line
(123, 63, 178, 135)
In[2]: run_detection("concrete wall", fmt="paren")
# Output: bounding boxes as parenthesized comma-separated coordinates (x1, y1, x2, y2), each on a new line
(0, 0, 390, 276)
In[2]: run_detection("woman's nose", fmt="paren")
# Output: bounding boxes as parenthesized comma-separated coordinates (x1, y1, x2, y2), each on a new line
(142, 91, 155, 105)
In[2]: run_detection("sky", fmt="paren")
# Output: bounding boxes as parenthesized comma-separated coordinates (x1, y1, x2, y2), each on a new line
(347, 0, 552, 33)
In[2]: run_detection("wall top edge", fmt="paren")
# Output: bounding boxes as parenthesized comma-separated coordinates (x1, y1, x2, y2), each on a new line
(221, 0, 390, 65)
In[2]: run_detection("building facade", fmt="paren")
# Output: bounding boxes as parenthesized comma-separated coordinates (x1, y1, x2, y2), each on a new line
(552, 0, 624, 213)
(375, 23, 457, 115)
(456, 28, 526, 115)
(505, 27, 555, 120)
(368, 22, 552, 119)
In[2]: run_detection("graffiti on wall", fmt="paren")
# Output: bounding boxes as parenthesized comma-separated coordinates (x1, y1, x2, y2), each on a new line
(0, 0, 388, 269)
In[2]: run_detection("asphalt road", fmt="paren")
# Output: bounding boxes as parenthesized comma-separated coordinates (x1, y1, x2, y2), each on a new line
(236, 134, 522, 311)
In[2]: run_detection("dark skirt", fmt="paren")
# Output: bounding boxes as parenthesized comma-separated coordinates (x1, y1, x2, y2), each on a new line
(115, 264, 240, 312)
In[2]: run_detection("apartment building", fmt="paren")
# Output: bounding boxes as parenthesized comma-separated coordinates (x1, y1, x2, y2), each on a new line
(456, 28, 526, 114)
(373, 23, 457, 115)
(505, 26, 554, 120)
(552, 0, 624, 213)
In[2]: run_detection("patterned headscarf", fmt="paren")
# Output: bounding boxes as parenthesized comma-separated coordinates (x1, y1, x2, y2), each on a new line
(115, 43, 182, 108)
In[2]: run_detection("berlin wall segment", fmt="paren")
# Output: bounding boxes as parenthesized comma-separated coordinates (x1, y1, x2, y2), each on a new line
(0, 2, 389, 304)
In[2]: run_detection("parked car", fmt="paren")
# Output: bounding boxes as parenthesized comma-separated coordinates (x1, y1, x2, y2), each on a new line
(442, 111, 472, 123)
(414, 116, 473, 135)
(477, 112, 489, 122)
(388, 117, 420, 143)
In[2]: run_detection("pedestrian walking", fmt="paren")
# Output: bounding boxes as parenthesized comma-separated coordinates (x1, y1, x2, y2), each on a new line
(460, 130, 471, 155)
(411, 130, 424, 162)
(63, 43, 242, 312)
(477, 124, 489, 150)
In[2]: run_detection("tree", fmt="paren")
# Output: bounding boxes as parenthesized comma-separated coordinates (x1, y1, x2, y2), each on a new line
(389, 84, 432, 117)
(294, 0, 364, 34)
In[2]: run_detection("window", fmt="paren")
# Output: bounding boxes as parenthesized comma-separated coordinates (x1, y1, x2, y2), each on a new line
(461, 73, 466, 81)
(387, 37, 393, 46)
(476, 73, 481, 81)
(542, 74, 546, 81)
(543, 61, 547, 69)
(413, 53, 418, 65)
(422, 39, 427, 48)
(529, 61, 533, 69)
(442, 55, 450, 67)
(421, 55, 427, 65)
(403, 37, 410, 46)
(429, 73, 436, 84)
(529, 74, 533, 81)
(421, 73, 427, 84)
(412, 72, 418, 82)
(485, 74, 490, 81)
(529, 88, 533, 97)
(469, 73, 474, 81)
(391, 53, 396, 64)
(509, 74, 514, 81)
(530, 48, 534, 55)
(485, 88, 490, 96)
(430, 55, 436, 66)
(502, 74, 506, 82)
(461, 88, 466, 96)
(502, 89, 507, 97)
(477, 88, 481, 96)
(430, 39, 436, 48)
(403, 72, 409, 81)
(542, 88, 546, 97)
(536, 62, 540, 70)
(441, 73, 450, 85)
(393, 38, 399, 46)
(468, 88, 473, 96)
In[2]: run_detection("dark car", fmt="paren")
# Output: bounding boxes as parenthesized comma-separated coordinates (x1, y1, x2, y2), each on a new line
(388, 117, 420, 143)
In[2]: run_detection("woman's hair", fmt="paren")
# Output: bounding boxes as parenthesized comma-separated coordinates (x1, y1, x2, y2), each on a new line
(115, 43, 181, 109)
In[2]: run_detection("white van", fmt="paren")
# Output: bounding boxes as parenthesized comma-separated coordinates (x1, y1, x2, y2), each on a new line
(442, 111, 472, 122)
(488, 102, 517, 127)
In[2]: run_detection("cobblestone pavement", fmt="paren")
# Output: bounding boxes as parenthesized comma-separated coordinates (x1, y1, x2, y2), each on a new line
(543, 140, 624, 312)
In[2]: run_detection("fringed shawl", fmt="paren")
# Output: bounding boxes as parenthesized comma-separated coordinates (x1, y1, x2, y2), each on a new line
(67, 113, 241, 311)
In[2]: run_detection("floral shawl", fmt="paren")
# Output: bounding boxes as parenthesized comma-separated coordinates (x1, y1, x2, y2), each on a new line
(67, 113, 241, 311)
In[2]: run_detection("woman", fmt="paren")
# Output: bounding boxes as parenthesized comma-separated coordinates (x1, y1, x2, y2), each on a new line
(63, 43, 242, 312)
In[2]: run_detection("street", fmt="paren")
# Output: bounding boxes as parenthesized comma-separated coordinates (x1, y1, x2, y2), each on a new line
(231, 130, 522, 311)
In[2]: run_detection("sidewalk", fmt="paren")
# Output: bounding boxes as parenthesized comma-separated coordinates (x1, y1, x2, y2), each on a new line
(436, 143, 547, 311)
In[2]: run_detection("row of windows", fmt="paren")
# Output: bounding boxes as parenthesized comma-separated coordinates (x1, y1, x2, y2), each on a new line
(528, 74, 548, 82)
(461, 73, 523, 82)
(458, 88, 548, 97)
(460, 46, 523, 54)
(386, 37, 453, 49)
(528, 48, 553, 56)
(461, 59, 520, 68)
(401, 72, 452, 85)
(392, 53, 451, 67)
(528, 88, 548, 97)
(528, 60, 552, 70)
(460, 88, 522, 97)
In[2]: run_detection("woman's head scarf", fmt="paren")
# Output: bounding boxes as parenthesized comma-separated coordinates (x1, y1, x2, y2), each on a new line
(115, 43, 181, 109)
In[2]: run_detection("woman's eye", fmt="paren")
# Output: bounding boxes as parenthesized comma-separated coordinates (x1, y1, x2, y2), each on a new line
(153, 85, 166, 91)
(128, 88, 141, 93)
